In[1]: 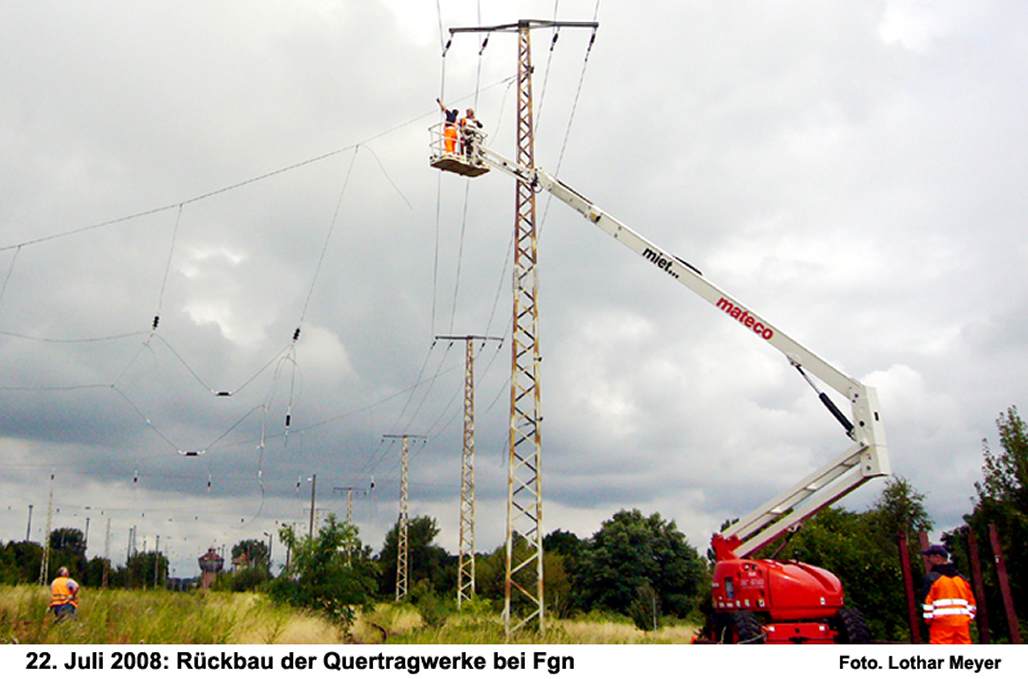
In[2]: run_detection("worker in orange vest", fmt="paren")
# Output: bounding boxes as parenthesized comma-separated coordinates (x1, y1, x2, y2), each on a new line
(49, 566, 80, 622)
(436, 98, 459, 154)
(921, 545, 976, 644)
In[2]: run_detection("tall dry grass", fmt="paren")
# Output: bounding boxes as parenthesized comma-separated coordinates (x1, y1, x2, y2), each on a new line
(354, 602, 699, 644)
(0, 586, 697, 644)
(0, 585, 344, 644)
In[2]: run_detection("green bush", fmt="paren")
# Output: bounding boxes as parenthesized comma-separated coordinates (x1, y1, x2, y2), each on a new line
(627, 582, 660, 631)
(268, 515, 378, 628)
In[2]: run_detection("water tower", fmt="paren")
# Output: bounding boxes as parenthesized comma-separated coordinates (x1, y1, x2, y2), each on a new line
(198, 547, 224, 590)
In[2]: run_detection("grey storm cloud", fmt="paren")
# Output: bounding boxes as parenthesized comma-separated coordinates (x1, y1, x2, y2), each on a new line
(2, 0, 1026, 575)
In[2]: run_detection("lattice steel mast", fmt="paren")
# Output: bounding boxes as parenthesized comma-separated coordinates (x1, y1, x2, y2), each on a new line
(383, 434, 426, 601)
(448, 16, 597, 637)
(436, 334, 503, 609)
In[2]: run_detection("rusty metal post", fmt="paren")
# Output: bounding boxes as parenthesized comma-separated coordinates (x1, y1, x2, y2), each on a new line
(988, 524, 1022, 643)
(436, 334, 501, 610)
(504, 20, 545, 638)
(397, 438, 409, 601)
(383, 434, 426, 602)
(445, 16, 598, 638)
(898, 532, 922, 643)
(966, 528, 991, 643)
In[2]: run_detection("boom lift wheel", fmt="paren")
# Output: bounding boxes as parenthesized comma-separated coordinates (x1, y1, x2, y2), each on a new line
(833, 607, 871, 644)
(715, 611, 765, 644)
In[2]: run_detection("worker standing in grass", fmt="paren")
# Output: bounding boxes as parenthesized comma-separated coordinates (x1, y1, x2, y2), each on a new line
(436, 98, 460, 154)
(921, 545, 976, 644)
(49, 566, 80, 622)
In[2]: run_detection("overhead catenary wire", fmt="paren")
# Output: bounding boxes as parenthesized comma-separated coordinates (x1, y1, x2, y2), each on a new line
(298, 146, 361, 327)
(445, 0, 487, 335)
(539, 8, 599, 236)
(533, 0, 561, 133)
(0, 329, 145, 344)
(0, 76, 515, 255)
(362, 144, 413, 211)
(152, 203, 184, 328)
(3, 44, 543, 533)
(0, 245, 21, 314)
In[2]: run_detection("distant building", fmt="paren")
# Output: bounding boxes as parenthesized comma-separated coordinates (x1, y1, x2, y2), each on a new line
(197, 547, 224, 590)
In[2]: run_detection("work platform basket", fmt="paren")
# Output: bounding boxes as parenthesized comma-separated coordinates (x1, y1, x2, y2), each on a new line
(428, 122, 490, 177)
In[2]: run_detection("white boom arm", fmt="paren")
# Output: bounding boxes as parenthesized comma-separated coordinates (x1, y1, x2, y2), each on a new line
(474, 143, 889, 559)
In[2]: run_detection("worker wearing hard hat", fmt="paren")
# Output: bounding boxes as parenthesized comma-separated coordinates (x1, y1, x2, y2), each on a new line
(921, 545, 976, 644)
(49, 566, 80, 622)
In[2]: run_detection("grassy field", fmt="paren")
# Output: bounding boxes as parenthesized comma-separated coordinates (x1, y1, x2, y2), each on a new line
(0, 586, 697, 644)
(0, 585, 344, 644)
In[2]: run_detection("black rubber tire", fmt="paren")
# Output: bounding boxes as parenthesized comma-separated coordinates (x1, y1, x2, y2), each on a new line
(715, 611, 765, 644)
(834, 607, 871, 644)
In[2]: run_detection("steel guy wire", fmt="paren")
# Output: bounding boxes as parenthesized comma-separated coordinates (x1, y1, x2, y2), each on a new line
(298, 146, 360, 327)
(533, 0, 561, 133)
(539, 21, 598, 237)
(0, 76, 515, 255)
(431, 172, 443, 336)
(362, 144, 413, 210)
(448, 178, 473, 333)
(153, 203, 184, 321)
(151, 333, 215, 394)
(0, 329, 146, 344)
(0, 245, 21, 314)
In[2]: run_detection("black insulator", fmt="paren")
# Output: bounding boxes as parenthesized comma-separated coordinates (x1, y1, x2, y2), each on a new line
(216, 391, 231, 397)
(285, 414, 292, 427)
(293, 327, 301, 341)
(588, 31, 597, 49)
(550, 32, 559, 49)
(152, 315, 160, 330)
(184, 451, 199, 457)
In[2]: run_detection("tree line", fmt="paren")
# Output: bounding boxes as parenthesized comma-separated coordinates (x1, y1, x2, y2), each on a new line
(3, 405, 1024, 641)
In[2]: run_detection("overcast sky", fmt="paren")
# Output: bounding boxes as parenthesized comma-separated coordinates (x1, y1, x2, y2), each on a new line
(2, 0, 1026, 578)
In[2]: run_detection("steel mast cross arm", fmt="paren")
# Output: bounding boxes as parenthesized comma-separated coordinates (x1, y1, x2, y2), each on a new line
(471, 143, 890, 560)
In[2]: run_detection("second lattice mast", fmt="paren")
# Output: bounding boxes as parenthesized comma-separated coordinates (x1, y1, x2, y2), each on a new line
(437, 334, 502, 609)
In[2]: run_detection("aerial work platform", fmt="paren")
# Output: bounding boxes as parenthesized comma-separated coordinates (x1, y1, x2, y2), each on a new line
(428, 122, 490, 177)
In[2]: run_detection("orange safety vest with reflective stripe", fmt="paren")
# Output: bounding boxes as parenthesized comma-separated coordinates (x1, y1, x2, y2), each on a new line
(923, 574, 975, 626)
(49, 576, 79, 608)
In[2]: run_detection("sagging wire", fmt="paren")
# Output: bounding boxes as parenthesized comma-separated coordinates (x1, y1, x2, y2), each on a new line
(484, 231, 514, 338)
(446, 0, 487, 336)
(534, 0, 561, 133)
(0, 329, 145, 344)
(0, 76, 514, 256)
(431, 172, 443, 336)
(151, 334, 215, 394)
(151, 203, 184, 336)
(539, 8, 600, 236)
(448, 179, 473, 333)
(110, 384, 180, 452)
(401, 341, 454, 434)
(298, 146, 360, 328)
(0, 245, 22, 315)
(363, 145, 413, 210)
